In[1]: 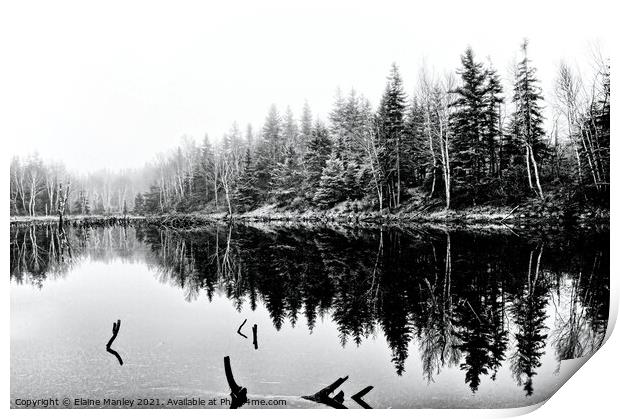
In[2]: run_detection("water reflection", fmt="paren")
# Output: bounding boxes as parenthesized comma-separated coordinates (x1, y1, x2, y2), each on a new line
(10, 222, 609, 399)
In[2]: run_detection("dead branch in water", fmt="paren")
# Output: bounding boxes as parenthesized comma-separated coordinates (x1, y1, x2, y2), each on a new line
(236, 319, 248, 339)
(106, 319, 123, 366)
(302, 376, 349, 409)
(352, 386, 374, 409)
(252, 324, 258, 350)
(224, 356, 247, 409)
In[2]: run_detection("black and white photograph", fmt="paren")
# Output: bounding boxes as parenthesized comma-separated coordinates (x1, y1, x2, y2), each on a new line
(4, 0, 613, 414)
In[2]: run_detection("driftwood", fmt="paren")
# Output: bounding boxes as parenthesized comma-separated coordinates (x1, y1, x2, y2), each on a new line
(333, 390, 344, 404)
(224, 356, 247, 409)
(252, 324, 258, 350)
(106, 319, 123, 366)
(302, 376, 349, 409)
(237, 319, 248, 339)
(351, 386, 374, 409)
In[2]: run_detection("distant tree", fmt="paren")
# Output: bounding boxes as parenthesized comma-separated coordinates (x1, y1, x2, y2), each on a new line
(283, 106, 299, 150)
(144, 185, 162, 213)
(74, 189, 90, 215)
(200, 135, 216, 203)
(299, 100, 313, 156)
(134, 193, 145, 214)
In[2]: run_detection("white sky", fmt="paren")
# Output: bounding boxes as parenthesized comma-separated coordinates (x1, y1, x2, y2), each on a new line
(1, 0, 611, 174)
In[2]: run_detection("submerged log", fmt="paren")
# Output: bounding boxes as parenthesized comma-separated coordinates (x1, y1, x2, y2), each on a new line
(237, 319, 248, 339)
(302, 376, 349, 409)
(252, 324, 258, 350)
(106, 319, 123, 366)
(224, 356, 247, 409)
(351, 386, 374, 409)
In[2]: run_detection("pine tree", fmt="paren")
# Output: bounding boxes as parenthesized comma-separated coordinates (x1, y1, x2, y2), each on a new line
(283, 106, 299, 150)
(450, 47, 488, 203)
(512, 40, 546, 199)
(234, 148, 260, 212)
(263, 104, 283, 162)
(484, 65, 504, 179)
(254, 105, 283, 199)
(299, 100, 313, 156)
(74, 189, 90, 215)
(272, 145, 304, 206)
(200, 135, 216, 203)
(304, 120, 332, 197)
(144, 185, 162, 213)
(329, 88, 346, 155)
(403, 96, 427, 186)
(134, 193, 144, 214)
(313, 153, 346, 208)
(377, 63, 407, 208)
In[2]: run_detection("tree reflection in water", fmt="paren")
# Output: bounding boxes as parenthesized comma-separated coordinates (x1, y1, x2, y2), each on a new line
(10, 223, 609, 397)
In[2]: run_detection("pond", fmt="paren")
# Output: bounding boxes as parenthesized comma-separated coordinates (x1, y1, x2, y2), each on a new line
(10, 222, 609, 409)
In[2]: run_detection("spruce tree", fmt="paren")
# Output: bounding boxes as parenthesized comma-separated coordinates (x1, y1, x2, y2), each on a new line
(450, 47, 488, 203)
(377, 63, 407, 207)
(403, 96, 427, 186)
(272, 145, 304, 206)
(484, 65, 504, 179)
(263, 104, 283, 162)
(304, 120, 332, 195)
(283, 106, 299, 150)
(234, 148, 260, 212)
(511, 40, 546, 199)
(134, 193, 144, 214)
(313, 153, 346, 208)
(299, 100, 313, 156)
(254, 105, 283, 198)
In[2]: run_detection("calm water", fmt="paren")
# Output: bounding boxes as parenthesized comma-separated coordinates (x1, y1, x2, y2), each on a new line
(10, 222, 609, 409)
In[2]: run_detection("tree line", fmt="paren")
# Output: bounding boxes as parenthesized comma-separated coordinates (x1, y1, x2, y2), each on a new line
(11, 41, 610, 217)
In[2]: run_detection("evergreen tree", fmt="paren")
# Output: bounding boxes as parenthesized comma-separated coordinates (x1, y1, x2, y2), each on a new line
(253, 105, 283, 199)
(511, 40, 546, 199)
(200, 135, 216, 203)
(450, 47, 488, 203)
(144, 185, 162, 213)
(245, 124, 254, 149)
(304, 120, 332, 198)
(235, 148, 260, 212)
(263, 104, 284, 162)
(329, 88, 346, 156)
(313, 153, 346, 208)
(283, 106, 299, 150)
(74, 189, 90, 215)
(272, 145, 304, 206)
(377, 63, 407, 208)
(134, 193, 144, 214)
(299, 100, 313, 156)
(403, 96, 428, 186)
(484, 65, 504, 179)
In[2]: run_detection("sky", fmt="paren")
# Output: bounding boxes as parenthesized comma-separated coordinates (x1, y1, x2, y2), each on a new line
(1, 0, 611, 174)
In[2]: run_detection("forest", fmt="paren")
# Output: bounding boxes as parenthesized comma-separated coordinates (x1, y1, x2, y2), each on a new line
(10, 41, 610, 220)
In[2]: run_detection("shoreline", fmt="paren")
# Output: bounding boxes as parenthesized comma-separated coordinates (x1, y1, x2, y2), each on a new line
(9, 205, 609, 230)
